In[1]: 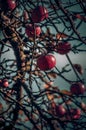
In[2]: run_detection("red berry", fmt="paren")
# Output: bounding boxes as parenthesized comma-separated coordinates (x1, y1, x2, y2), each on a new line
(37, 54, 56, 71)
(3, 79, 9, 87)
(70, 82, 85, 95)
(66, 108, 81, 120)
(56, 42, 71, 55)
(7, 0, 16, 10)
(31, 6, 48, 23)
(56, 105, 66, 117)
(25, 24, 41, 38)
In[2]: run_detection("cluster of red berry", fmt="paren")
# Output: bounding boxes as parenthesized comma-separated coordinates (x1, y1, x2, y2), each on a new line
(52, 82, 85, 119)
(0, 1, 72, 71)
(25, 6, 48, 37)
(54, 104, 81, 120)
(25, 6, 71, 71)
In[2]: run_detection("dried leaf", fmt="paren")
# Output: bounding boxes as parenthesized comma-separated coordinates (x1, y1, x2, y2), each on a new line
(73, 64, 84, 75)
(12, 33, 18, 41)
(56, 33, 68, 40)
(43, 82, 54, 100)
(43, 82, 53, 89)
(60, 90, 72, 96)
(47, 94, 54, 100)
(47, 72, 57, 78)
(26, 66, 30, 71)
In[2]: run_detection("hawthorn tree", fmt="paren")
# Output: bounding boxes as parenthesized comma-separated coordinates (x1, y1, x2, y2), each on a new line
(0, 0, 86, 130)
